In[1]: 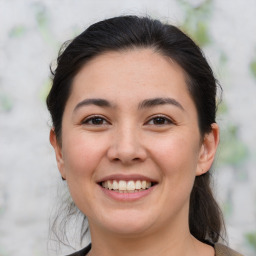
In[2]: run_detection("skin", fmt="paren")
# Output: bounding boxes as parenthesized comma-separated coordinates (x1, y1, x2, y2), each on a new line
(50, 49, 219, 256)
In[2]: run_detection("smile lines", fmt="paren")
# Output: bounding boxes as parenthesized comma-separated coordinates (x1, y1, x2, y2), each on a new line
(101, 180, 154, 193)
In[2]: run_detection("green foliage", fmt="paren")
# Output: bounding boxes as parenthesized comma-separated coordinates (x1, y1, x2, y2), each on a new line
(218, 124, 248, 167)
(0, 92, 13, 112)
(245, 232, 256, 252)
(32, 2, 57, 47)
(35, 5, 48, 27)
(9, 25, 27, 38)
(177, 0, 213, 47)
(250, 59, 256, 80)
(217, 101, 228, 115)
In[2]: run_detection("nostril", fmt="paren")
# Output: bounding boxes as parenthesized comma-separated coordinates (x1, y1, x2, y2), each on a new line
(111, 157, 141, 163)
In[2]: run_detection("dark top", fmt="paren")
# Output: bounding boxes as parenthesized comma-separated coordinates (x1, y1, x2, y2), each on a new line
(67, 244, 91, 256)
(66, 243, 243, 256)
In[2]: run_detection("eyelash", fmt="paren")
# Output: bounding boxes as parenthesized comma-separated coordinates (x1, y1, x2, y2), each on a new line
(145, 115, 173, 126)
(82, 115, 173, 126)
(82, 115, 110, 126)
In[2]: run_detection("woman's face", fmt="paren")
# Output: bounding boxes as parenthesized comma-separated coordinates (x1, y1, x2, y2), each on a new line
(51, 49, 218, 237)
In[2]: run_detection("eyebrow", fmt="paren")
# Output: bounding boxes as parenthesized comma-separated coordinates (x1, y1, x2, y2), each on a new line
(73, 98, 113, 112)
(73, 97, 184, 113)
(138, 97, 184, 111)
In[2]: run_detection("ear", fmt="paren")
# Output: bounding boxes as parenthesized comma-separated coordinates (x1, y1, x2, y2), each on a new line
(196, 123, 219, 176)
(50, 129, 66, 180)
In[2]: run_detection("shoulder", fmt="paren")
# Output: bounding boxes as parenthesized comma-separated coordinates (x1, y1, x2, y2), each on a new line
(66, 244, 91, 256)
(214, 243, 244, 256)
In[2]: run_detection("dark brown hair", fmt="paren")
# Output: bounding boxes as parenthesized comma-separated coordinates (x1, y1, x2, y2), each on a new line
(47, 15, 224, 246)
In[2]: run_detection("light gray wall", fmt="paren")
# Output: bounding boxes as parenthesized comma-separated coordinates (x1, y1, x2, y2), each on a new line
(0, 0, 255, 255)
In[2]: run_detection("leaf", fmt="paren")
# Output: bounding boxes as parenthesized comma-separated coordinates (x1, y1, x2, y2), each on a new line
(194, 22, 211, 46)
(250, 59, 256, 80)
(245, 232, 256, 251)
(218, 124, 249, 167)
(34, 3, 48, 27)
(177, 0, 213, 47)
(9, 25, 27, 38)
(31, 2, 57, 48)
(217, 101, 228, 115)
(0, 93, 13, 112)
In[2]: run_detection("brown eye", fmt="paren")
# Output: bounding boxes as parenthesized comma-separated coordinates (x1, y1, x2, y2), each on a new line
(83, 116, 108, 125)
(146, 116, 172, 125)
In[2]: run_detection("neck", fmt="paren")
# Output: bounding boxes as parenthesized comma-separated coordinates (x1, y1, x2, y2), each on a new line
(88, 219, 203, 256)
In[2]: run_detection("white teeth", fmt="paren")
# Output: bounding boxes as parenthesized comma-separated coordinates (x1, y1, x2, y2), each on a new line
(107, 180, 113, 190)
(135, 180, 142, 189)
(119, 180, 126, 190)
(127, 181, 135, 190)
(113, 180, 118, 190)
(101, 180, 154, 192)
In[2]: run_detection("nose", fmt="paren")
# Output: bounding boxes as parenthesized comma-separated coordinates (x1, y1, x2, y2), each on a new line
(107, 124, 147, 165)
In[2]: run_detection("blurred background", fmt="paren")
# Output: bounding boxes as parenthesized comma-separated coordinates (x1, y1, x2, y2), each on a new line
(0, 0, 256, 255)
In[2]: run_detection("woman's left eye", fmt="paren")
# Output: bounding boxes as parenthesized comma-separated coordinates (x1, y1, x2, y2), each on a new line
(146, 116, 173, 125)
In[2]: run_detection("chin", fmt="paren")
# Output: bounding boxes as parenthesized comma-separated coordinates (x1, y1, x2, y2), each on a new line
(100, 211, 155, 236)
(108, 224, 151, 237)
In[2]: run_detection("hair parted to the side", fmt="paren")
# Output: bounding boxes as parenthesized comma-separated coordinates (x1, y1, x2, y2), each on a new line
(47, 15, 225, 247)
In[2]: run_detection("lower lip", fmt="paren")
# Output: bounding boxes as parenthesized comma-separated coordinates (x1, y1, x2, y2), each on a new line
(99, 185, 156, 201)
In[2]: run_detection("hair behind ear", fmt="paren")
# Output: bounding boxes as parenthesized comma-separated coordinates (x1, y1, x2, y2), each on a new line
(189, 172, 225, 243)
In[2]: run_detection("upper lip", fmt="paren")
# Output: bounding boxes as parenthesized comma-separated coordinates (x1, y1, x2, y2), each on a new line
(96, 174, 158, 183)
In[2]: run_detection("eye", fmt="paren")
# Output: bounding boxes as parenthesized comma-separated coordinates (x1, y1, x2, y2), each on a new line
(146, 115, 173, 126)
(82, 115, 109, 126)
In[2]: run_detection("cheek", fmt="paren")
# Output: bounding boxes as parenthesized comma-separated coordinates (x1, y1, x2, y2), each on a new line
(62, 132, 107, 178)
(146, 134, 200, 221)
(61, 133, 108, 214)
(149, 133, 200, 179)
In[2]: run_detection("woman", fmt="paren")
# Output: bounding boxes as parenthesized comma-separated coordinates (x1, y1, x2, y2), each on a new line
(47, 16, 243, 256)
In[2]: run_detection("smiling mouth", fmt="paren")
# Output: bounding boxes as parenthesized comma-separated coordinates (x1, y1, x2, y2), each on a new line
(100, 180, 157, 193)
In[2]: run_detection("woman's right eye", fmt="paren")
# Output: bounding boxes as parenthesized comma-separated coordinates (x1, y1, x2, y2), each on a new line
(82, 116, 109, 126)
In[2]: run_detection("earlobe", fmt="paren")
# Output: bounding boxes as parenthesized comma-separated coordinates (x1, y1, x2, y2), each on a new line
(196, 123, 219, 176)
(49, 129, 66, 180)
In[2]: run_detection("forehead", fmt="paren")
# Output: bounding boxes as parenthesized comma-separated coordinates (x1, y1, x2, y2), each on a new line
(71, 48, 190, 99)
